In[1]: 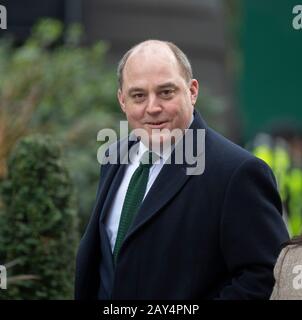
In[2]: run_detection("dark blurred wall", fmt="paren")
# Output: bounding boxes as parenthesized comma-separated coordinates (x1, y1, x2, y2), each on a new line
(0, 0, 64, 41)
(0, 0, 82, 41)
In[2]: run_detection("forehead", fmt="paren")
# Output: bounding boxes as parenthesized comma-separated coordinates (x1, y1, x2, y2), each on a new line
(122, 45, 184, 88)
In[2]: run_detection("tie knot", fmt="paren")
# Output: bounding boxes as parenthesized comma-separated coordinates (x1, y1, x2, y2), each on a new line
(140, 151, 159, 167)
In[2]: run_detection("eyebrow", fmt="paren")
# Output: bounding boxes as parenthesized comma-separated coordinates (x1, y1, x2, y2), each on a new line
(157, 82, 178, 90)
(128, 87, 145, 95)
(127, 82, 178, 95)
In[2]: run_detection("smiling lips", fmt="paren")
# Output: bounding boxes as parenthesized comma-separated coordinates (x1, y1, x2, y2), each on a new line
(145, 121, 168, 129)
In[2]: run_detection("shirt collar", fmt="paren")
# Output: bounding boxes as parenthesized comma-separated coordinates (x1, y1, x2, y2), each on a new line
(136, 112, 194, 164)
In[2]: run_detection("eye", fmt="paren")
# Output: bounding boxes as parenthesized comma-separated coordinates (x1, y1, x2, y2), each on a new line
(160, 89, 175, 99)
(132, 93, 146, 102)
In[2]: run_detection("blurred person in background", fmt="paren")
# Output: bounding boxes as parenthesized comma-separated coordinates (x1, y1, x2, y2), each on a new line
(250, 124, 302, 236)
(250, 125, 302, 299)
(271, 236, 302, 299)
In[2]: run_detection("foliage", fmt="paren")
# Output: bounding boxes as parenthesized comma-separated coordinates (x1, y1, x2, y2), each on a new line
(0, 19, 122, 231)
(0, 134, 79, 299)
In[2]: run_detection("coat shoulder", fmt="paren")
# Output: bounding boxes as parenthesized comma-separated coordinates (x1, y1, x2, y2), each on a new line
(205, 127, 270, 175)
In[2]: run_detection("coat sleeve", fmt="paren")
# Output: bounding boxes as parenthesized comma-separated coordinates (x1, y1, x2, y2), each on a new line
(217, 157, 289, 299)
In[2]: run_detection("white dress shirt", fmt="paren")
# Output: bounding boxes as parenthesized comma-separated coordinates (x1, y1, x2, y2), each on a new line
(104, 113, 194, 252)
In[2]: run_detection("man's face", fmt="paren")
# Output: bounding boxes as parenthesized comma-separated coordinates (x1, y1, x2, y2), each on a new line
(118, 44, 199, 147)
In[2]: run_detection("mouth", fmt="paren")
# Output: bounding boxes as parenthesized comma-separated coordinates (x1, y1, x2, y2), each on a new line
(145, 121, 168, 129)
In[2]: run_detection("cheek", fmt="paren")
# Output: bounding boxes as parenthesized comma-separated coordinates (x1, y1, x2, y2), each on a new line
(169, 99, 192, 127)
(165, 99, 182, 115)
(167, 98, 189, 117)
(126, 106, 144, 124)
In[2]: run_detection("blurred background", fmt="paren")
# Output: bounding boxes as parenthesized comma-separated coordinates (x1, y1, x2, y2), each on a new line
(0, 0, 301, 299)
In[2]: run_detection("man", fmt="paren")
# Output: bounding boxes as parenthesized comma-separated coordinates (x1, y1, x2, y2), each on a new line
(75, 40, 289, 299)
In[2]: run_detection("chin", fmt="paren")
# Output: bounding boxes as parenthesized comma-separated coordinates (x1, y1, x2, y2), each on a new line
(149, 133, 177, 151)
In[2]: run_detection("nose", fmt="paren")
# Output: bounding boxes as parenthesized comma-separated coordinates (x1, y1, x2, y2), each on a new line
(146, 94, 162, 115)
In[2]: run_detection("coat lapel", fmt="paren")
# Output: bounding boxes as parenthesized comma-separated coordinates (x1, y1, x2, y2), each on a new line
(98, 164, 126, 223)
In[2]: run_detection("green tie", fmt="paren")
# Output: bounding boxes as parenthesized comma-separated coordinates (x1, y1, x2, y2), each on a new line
(113, 151, 157, 264)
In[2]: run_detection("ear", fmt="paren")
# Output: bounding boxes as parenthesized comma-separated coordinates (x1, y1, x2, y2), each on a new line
(118, 89, 126, 113)
(189, 79, 199, 106)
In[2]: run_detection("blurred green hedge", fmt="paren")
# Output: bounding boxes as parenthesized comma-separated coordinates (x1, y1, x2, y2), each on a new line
(0, 134, 79, 299)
